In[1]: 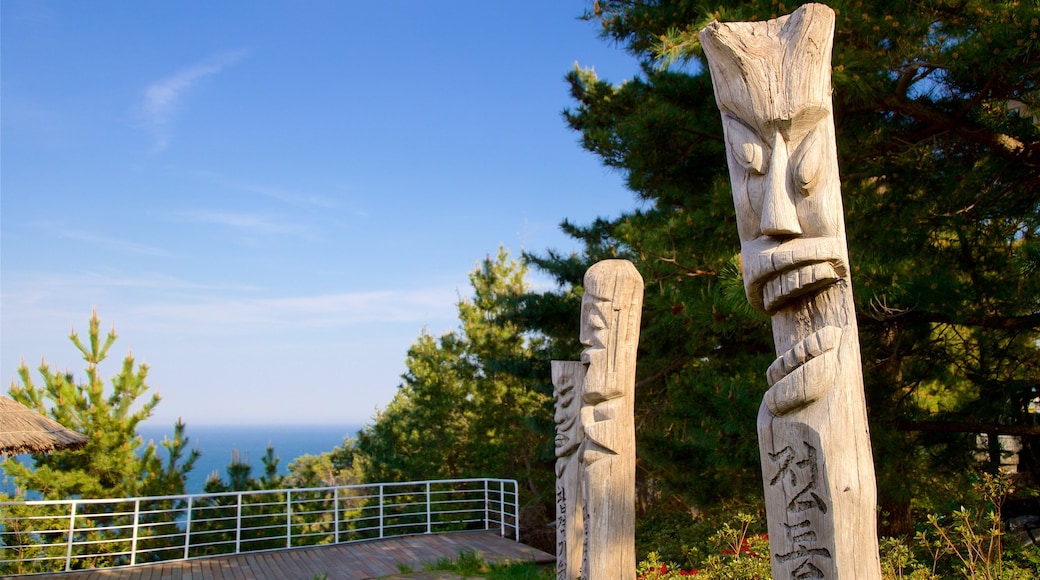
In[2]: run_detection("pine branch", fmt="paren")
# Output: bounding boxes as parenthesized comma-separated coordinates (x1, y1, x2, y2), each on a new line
(879, 93, 1028, 160)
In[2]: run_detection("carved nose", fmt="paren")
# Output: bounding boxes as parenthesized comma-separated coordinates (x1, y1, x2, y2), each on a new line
(760, 134, 802, 237)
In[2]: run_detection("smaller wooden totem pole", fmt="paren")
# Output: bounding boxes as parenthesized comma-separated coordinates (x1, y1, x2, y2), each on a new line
(552, 360, 585, 580)
(552, 259, 643, 580)
(700, 4, 882, 579)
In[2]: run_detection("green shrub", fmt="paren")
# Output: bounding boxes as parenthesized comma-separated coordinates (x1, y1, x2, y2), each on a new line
(636, 501, 767, 568)
(637, 512, 770, 578)
(635, 477, 1040, 580)
(907, 473, 1040, 579)
(636, 508, 710, 567)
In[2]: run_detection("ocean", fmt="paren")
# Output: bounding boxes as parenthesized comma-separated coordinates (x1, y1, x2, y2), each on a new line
(138, 423, 366, 494)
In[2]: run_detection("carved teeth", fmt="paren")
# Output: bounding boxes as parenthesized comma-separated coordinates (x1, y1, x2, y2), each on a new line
(740, 236, 848, 313)
(762, 261, 840, 312)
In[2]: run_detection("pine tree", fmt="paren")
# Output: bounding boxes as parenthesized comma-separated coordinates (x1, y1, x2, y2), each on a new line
(354, 249, 555, 527)
(3, 310, 198, 500)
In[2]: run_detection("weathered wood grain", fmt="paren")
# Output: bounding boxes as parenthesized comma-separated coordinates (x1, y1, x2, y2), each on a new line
(701, 4, 882, 578)
(552, 360, 586, 580)
(577, 260, 643, 580)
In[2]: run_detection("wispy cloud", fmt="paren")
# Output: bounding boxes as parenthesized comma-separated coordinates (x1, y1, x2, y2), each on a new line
(139, 49, 247, 151)
(0, 270, 261, 332)
(176, 210, 305, 236)
(1, 271, 460, 333)
(135, 288, 461, 331)
(57, 229, 180, 258)
(2, 270, 259, 297)
(29, 222, 179, 257)
(184, 169, 343, 210)
(237, 182, 341, 210)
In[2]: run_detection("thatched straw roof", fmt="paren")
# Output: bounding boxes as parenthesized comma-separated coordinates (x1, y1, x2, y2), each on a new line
(0, 395, 88, 455)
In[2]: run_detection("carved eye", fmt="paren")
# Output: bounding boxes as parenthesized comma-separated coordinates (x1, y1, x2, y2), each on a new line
(724, 117, 767, 175)
(792, 127, 823, 194)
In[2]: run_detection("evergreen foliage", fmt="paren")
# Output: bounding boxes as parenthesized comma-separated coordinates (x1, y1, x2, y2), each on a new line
(284, 437, 363, 488)
(202, 445, 284, 493)
(511, 0, 1039, 536)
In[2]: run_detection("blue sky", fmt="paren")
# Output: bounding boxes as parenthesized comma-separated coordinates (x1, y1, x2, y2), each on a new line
(1, 1, 642, 427)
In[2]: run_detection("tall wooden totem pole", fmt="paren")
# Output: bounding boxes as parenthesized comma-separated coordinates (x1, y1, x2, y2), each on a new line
(701, 4, 881, 578)
(553, 259, 643, 580)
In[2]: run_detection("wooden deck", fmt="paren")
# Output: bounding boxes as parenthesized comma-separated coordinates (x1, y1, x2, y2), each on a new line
(21, 532, 555, 580)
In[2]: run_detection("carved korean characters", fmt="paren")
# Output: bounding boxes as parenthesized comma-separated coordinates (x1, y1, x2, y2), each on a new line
(551, 259, 643, 580)
(701, 4, 881, 579)
(552, 360, 585, 580)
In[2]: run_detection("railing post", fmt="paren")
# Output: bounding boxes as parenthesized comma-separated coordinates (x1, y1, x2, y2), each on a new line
(235, 492, 243, 554)
(379, 484, 385, 539)
(500, 480, 506, 538)
(334, 487, 340, 544)
(512, 480, 519, 541)
(286, 490, 293, 549)
(184, 495, 194, 560)
(484, 479, 490, 531)
(425, 481, 432, 534)
(64, 501, 77, 571)
(130, 499, 141, 566)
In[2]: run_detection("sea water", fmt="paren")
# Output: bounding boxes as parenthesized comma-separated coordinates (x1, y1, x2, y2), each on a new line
(138, 423, 365, 494)
(2, 424, 365, 498)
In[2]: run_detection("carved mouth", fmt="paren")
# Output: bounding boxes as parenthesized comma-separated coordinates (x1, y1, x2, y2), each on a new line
(742, 237, 848, 313)
(579, 346, 601, 366)
(761, 261, 840, 312)
(764, 326, 841, 416)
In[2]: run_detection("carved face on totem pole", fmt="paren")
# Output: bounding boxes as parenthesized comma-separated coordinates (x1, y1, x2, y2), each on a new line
(579, 260, 643, 406)
(702, 5, 853, 417)
(552, 362, 583, 458)
(701, 6, 849, 316)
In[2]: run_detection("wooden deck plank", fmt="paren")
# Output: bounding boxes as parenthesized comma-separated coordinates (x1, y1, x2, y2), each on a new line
(357, 544, 397, 577)
(18, 532, 552, 580)
(345, 542, 396, 577)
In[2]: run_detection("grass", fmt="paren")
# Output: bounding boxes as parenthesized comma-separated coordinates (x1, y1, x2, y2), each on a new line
(419, 549, 554, 579)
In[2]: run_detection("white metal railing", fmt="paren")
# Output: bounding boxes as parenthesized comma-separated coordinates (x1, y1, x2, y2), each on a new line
(0, 477, 519, 575)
